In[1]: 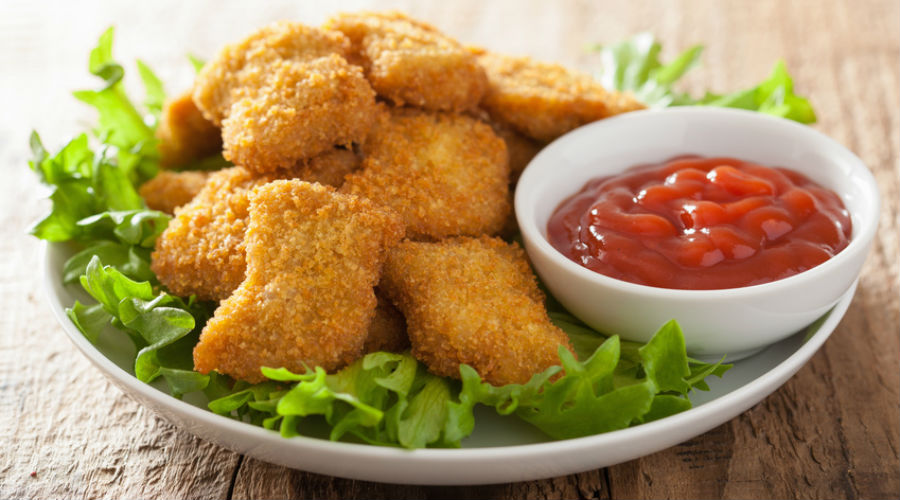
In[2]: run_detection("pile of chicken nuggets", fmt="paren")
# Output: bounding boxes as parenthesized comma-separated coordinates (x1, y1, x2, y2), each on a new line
(141, 11, 645, 386)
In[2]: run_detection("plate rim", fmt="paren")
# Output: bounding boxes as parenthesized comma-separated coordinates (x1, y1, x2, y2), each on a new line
(41, 240, 854, 483)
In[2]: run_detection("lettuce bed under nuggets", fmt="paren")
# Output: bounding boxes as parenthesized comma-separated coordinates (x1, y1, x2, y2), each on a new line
(381, 236, 573, 386)
(194, 180, 404, 383)
(341, 106, 510, 240)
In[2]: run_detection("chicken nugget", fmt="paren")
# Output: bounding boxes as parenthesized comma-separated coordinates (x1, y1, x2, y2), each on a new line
(221, 55, 377, 173)
(156, 91, 222, 168)
(488, 120, 544, 183)
(381, 236, 572, 386)
(478, 52, 645, 142)
(325, 11, 487, 112)
(194, 21, 352, 123)
(193, 180, 404, 382)
(193, 22, 377, 173)
(363, 292, 410, 354)
(292, 147, 361, 188)
(139, 170, 210, 215)
(341, 107, 510, 240)
(151, 149, 360, 301)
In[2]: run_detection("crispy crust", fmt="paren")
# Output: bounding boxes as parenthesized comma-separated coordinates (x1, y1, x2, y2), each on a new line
(341, 107, 510, 240)
(478, 52, 645, 142)
(138, 170, 210, 215)
(156, 91, 222, 168)
(363, 292, 410, 354)
(221, 55, 377, 172)
(193, 180, 404, 382)
(325, 11, 486, 112)
(381, 236, 572, 386)
(193, 22, 377, 172)
(150, 150, 361, 301)
(193, 21, 352, 123)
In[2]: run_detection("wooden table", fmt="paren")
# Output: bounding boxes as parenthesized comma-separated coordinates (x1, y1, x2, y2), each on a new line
(1, 0, 897, 498)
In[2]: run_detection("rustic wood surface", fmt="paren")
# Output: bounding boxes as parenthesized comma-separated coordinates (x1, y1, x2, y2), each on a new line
(1, 0, 897, 498)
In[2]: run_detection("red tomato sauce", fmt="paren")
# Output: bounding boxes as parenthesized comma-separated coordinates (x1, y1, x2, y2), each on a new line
(547, 156, 852, 290)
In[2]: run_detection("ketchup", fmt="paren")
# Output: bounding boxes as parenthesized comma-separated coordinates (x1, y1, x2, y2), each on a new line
(547, 156, 852, 290)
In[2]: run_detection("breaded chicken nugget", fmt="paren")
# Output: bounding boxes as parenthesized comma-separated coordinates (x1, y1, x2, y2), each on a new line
(363, 292, 410, 354)
(193, 180, 404, 382)
(156, 91, 222, 168)
(325, 11, 487, 112)
(221, 55, 377, 173)
(341, 107, 510, 240)
(194, 21, 352, 123)
(381, 236, 572, 386)
(151, 149, 360, 301)
(193, 22, 377, 173)
(478, 52, 645, 142)
(488, 120, 543, 183)
(139, 170, 210, 215)
(292, 147, 361, 188)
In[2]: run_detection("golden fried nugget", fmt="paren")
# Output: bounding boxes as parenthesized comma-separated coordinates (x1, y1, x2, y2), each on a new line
(292, 147, 361, 188)
(193, 22, 377, 173)
(156, 91, 222, 168)
(193, 180, 404, 382)
(194, 21, 352, 123)
(221, 55, 377, 173)
(325, 11, 487, 112)
(151, 150, 359, 301)
(381, 236, 572, 386)
(139, 170, 210, 215)
(341, 107, 510, 240)
(488, 120, 543, 183)
(478, 52, 645, 142)
(363, 292, 410, 354)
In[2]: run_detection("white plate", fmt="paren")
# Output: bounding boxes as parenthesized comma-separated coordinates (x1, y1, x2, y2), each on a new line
(43, 241, 854, 485)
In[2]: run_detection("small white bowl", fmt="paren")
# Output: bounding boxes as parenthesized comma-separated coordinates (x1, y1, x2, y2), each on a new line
(516, 107, 879, 360)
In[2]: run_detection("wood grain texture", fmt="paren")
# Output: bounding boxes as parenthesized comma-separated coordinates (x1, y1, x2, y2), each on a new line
(0, 0, 897, 498)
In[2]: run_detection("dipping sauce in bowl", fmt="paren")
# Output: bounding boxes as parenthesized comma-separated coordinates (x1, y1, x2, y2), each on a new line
(547, 156, 851, 290)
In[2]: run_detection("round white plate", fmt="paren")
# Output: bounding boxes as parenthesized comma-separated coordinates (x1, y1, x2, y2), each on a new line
(43, 241, 854, 485)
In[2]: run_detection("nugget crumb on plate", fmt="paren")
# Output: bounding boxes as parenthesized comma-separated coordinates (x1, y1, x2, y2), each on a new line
(341, 107, 510, 240)
(193, 22, 377, 173)
(156, 91, 222, 168)
(150, 150, 361, 301)
(139, 170, 210, 215)
(325, 11, 487, 112)
(193, 180, 404, 382)
(381, 236, 572, 386)
(478, 52, 645, 142)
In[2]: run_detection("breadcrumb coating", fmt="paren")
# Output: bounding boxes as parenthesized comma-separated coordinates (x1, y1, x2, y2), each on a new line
(341, 107, 510, 240)
(363, 292, 410, 354)
(325, 11, 486, 112)
(192, 22, 377, 173)
(381, 236, 572, 386)
(193, 180, 404, 382)
(193, 21, 352, 123)
(488, 119, 543, 183)
(139, 170, 210, 215)
(156, 91, 222, 168)
(478, 52, 645, 142)
(221, 55, 377, 173)
(150, 149, 361, 301)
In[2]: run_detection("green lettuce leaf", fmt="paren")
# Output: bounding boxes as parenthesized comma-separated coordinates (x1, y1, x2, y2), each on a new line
(208, 352, 465, 448)
(70, 256, 209, 396)
(596, 33, 816, 123)
(456, 319, 730, 440)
